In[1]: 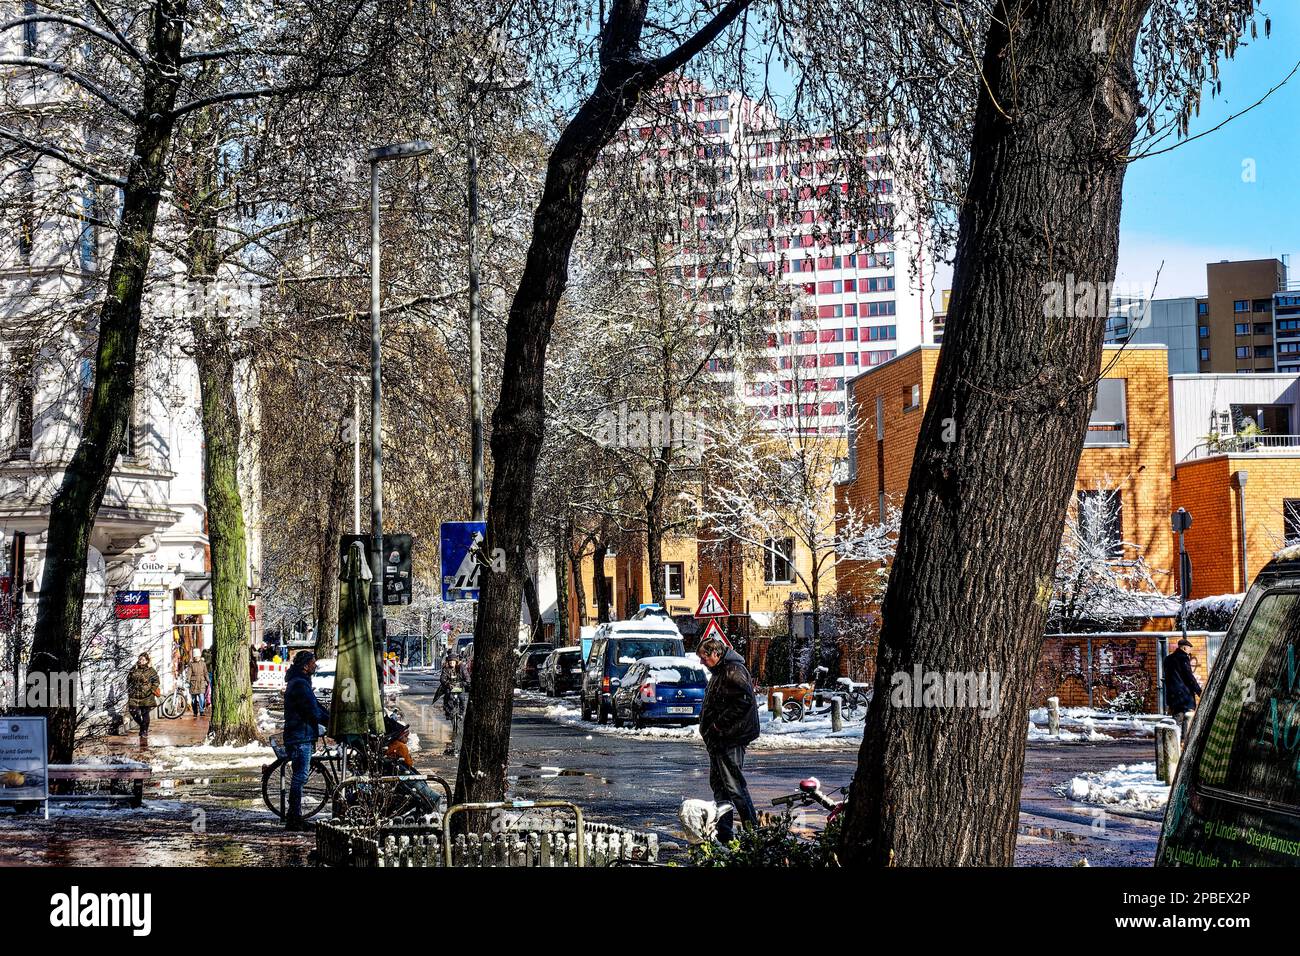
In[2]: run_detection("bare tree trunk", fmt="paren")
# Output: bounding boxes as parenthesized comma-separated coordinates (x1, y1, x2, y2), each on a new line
(592, 540, 611, 623)
(522, 564, 542, 641)
(26, 0, 187, 761)
(453, 0, 754, 811)
(553, 538, 570, 644)
(838, 0, 1148, 866)
(314, 435, 349, 659)
(569, 536, 589, 629)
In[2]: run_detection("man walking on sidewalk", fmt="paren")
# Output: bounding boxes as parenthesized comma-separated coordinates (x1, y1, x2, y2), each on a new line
(1164, 637, 1202, 747)
(697, 635, 760, 842)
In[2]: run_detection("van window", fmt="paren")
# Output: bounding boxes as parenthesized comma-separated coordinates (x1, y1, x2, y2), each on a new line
(610, 639, 682, 666)
(1197, 591, 1300, 808)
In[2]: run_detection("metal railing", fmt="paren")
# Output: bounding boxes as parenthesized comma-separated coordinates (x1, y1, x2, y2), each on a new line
(1181, 434, 1300, 461)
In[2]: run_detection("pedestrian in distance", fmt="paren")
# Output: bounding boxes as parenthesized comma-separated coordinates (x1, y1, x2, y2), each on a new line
(696, 635, 760, 843)
(282, 650, 330, 831)
(187, 648, 208, 718)
(126, 653, 162, 748)
(1165, 636, 1203, 749)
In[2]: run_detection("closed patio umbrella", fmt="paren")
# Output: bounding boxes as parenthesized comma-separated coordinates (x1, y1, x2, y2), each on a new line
(328, 542, 385, 740)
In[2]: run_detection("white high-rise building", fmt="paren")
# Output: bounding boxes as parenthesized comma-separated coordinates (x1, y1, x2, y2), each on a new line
(614, 81, 935, 433)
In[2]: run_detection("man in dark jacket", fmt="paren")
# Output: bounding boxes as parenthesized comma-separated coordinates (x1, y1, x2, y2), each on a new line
(283, 650, 330, 830)
(1164, 637, 1203, 747)
(697, 635, 760, 842)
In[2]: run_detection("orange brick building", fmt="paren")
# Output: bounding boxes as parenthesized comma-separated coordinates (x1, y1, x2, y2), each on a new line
(1173, 456, 1300, 596)
(835, 344, 1176, 604)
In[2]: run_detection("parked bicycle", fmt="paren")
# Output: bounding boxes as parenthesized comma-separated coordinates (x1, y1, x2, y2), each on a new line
(768, 776, 849, 826)
(774, 667, 873, 722)
(262, 736, 369, 821)
(158, 678, 190, 720)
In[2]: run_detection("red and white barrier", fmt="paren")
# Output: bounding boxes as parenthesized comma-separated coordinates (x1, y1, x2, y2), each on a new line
(383, 660, 400, 687)
(253, 661, 289, 689)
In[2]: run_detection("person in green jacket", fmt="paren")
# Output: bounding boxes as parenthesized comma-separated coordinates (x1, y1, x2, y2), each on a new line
(126, 653, 161, 747)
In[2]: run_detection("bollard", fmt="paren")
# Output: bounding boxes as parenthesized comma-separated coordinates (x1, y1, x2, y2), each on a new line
(831, 696, 842, 732)
(1155, 723, 1180, 783)
(1047, 696, 1060, 737)
(772, 692, 784, 720)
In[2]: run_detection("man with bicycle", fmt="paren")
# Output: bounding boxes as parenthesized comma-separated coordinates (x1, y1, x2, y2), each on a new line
(283, 650, 330, 831)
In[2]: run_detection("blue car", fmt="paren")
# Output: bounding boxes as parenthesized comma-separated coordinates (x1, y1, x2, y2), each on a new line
(611, 656, 709, 728)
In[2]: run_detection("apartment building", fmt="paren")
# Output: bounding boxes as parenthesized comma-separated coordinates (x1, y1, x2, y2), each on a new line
(614, 81, 934, 434)
(0, 7, 263, 702)
(1199, 258, 1289, 373)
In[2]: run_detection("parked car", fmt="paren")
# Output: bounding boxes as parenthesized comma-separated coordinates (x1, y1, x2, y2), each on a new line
(312, 657, 336, 704)
(539, 647, 584, 697)
(1157, 545, 1300, 867)
(580, 609, 686, 724)
(611, 656, 708, 728)
(514, 643, 555, 689)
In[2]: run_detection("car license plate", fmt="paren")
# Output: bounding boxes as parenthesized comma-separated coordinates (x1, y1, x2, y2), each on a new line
(666, 706, 694, 715)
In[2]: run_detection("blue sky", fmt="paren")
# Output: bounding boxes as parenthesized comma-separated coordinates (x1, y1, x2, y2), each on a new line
(1115, 5, 1300, 298)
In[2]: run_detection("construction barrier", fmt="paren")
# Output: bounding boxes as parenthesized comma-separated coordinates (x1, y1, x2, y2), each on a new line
(253, 661, 289, 689)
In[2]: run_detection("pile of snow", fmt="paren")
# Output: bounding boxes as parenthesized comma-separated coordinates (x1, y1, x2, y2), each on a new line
(1027, 705, 1163, 741)
(149, 741, 274, 773)
(1027, 714, 1112, 743)
(1058, 762, 1169, 812)
(255, 708, 278, 733)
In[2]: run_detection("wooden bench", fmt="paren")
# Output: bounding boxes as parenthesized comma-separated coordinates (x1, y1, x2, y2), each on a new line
(47, 762, 151, 808)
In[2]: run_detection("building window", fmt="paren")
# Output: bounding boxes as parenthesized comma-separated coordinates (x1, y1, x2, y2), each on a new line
(1199, 326, 1209, 339)
(1198, 302, 1208, 316)
(16, 167, 36, 262)
(903, 383, 920, 410)
(1235, 323, 1250, 336)
(22, 0, 38, 56)
(1078, 490, 1123, 558)
(663, 563, 684, 600)
(1253, 299, 1272, 313)
(1234, 300, 1249, 312)
(1236, 346, 1250, 359)
(9, 348, 36, 456)
(1085, 378, 1127, 446)
(1285, 500, 1300, 546)
(763, 537, 795, 584)
(1200, 348, 1210, 361)
(875, 394, 884, 438)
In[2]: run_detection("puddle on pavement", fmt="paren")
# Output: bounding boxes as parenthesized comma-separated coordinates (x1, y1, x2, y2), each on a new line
(512, 763, 614, 785)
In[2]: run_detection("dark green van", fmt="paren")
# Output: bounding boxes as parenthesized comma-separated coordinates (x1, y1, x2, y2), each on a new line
(1157, 545, 1300, 866)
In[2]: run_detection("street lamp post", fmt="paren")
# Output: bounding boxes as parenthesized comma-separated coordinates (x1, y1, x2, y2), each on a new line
(366, 140, 434, 673)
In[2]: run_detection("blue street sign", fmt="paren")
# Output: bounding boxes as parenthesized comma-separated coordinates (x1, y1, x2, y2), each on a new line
(441, 521, 487, 602)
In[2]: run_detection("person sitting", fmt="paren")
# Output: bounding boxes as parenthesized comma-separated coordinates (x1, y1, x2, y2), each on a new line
(382, 716, 443, 818)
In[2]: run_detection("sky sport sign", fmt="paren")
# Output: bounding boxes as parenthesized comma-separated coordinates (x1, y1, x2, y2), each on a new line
(114, 590, 150, 620)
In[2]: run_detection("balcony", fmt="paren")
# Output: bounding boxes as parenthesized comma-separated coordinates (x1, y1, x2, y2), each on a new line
(0, 457, 178, 539)
(1181, 433, 1300, 462)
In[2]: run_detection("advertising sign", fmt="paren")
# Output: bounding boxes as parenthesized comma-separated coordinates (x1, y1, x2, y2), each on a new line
(0, 717, 49, 815)
(114, 589, 150, 620)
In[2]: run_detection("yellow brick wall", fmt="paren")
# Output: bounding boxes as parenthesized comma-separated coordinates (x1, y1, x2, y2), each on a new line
(1174, 456, 1300, 597)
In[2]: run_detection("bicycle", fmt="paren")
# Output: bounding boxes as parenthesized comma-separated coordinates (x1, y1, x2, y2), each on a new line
(158, 679, 191, 720)
(262, 736, 368, 821)
(443, 682, 467, 755)
(768, 776, 849, 826)
(776, 668, 872, 722)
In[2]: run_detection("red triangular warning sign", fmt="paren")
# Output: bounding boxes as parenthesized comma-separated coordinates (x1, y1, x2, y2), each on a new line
(695, 584, 729, 618)
(701, 617, 731, 647)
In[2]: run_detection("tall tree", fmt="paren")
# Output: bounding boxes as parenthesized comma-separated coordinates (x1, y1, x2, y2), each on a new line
(838, 0, 1264, 866)
(455, 0, 758, 809)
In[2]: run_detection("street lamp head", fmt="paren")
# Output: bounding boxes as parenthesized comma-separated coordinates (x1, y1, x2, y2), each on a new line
(366, 140, 436, 163)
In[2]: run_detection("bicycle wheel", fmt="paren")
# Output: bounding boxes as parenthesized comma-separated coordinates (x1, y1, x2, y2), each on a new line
(262, 755, 330, 820)
(160, 693, 184, 720)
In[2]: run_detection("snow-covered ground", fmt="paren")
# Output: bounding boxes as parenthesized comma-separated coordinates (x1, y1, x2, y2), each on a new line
(148, 741, 275, 774)
(525, 690, 866, 750)
(1027, 705, 1170, 743)
(1057, 761, 1170, 813)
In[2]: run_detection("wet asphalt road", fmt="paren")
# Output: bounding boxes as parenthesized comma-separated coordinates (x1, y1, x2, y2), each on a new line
(0, 669, 1162, 865)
